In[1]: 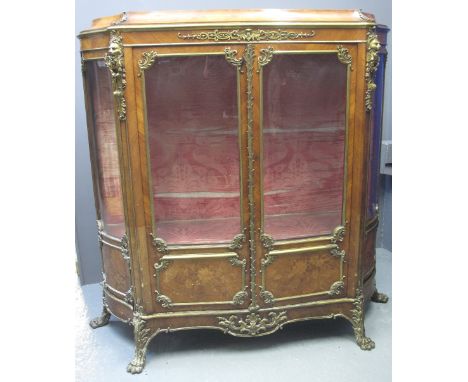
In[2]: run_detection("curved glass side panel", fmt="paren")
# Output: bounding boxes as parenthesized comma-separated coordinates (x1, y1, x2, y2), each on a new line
(144, 55, 241, 245)
(262, 53, 347, 240)
(85, 60, 125, 237)
(366, 53, 386, 219)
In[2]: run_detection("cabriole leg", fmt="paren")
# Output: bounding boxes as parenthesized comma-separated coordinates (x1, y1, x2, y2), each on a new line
(351, 288, 375, 350)
(127, 307, 156, 374)
(371, 289, 389, 303)
(89, 306, 111, 329)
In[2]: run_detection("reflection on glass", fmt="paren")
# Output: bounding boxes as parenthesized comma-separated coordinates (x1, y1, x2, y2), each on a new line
(262, 54, 347, 240)
(367, 53, 386, 219)
(144, 55, 240, 244)
(86, 60, 125, 237)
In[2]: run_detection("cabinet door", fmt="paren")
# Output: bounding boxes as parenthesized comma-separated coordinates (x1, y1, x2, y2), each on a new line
(84, 59, 126, 238)
(83, 59, 132, 301)
(362, 51, 387, 279)
(366, 52, 387, 221)
(136, 47, 249, 311)
(257, 44, 356, 306)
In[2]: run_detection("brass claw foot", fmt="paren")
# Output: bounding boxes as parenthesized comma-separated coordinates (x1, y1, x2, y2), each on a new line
(371, 290, 389, 303)
(356, 335, 375, 350)
(127, 350, 146, 374)
(126, 305, 155, 374)
(351, 288, 375, 351)
(89, 307, 111, 329)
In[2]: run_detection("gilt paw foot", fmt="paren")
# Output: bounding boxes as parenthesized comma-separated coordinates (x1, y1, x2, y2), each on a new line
(127, 356, 145, 374)
(357, 336, 375, 350)
(371, 290, 389, 303)
(89, 309, 111, 329)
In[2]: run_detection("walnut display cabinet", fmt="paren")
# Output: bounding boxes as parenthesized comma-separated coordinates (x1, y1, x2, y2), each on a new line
(79, 9, 389, 374)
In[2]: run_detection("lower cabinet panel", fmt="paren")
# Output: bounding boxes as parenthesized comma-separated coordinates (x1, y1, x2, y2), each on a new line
(154, 255, 247, 309)
(362, 222, 378, 279)
(261, 249, 344, 304)
(105, 290, 133, 322)
(363, 271, 376, 303)
(102, 244, 131, 293)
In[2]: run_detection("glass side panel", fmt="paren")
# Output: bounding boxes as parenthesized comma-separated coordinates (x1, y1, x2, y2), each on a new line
(367, 53, 386, 219)
(262, 53, 347, 240)
(86, 60, 125, 237)
(144, 55, 240, 245)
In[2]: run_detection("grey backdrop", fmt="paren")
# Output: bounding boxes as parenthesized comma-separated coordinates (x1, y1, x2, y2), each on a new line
(75, 0, 392, 285)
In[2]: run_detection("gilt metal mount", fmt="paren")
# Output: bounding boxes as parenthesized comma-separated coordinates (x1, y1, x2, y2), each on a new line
(178, 28, 315, 42)
(218, 311, 288, 337)
(105, 30, 127, 120)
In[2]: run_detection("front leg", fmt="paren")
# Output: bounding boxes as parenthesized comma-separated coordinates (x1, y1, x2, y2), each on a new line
(89, 306, 111, 329)
(371, 289, 389, 303)
(351, 288, 375, 350)
(127, 307, 157, 374)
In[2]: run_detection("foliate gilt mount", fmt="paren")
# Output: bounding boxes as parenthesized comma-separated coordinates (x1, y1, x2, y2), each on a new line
(259, 232, 276, 304)
(351, 288, 375, 350)
(257, 47, 274, 72)
(150, 234, 169, 255)
(178, 28, 315, 42)
(244, 44, 259, 312)
(120, 234, 130, 260)
(105, 30, 127, 120)
(330, 225, 346, 260)
(228, 233, 246, 251)
(337, 45, 352, 65)
(218, 311, 288, 337)
(365, 27, 381, 112)
(138, 51, 158, 77)
(331, 226, 346, 244)
(224, 48, 244, 70)
(328, 281, 345, 296)
(153, 258, 172, 308)
(127, 304, 152, 374)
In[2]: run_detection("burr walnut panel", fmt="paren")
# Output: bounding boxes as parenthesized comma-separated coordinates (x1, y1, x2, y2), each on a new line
(104, 290, 133, 321)
(155, 255, 246, 308)
(262, 250, 343, 302)
(362, 222, 378, 280)
(101, 244, 131, 294)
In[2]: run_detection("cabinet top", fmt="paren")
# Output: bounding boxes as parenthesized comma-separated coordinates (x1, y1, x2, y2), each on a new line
(81, 9, 378, 34)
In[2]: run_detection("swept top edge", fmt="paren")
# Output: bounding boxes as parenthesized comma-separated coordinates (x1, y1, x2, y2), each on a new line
(80, 9, 380, 34)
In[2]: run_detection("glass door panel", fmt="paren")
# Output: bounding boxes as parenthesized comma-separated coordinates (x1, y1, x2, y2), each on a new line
(262, 53, 347, 240)
(144, 55, 241, 245)
(85, 60, 125, 237)
(367, 53, 386, 219)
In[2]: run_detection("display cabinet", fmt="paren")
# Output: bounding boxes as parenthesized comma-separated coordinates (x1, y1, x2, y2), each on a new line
(79, 9, 389, 374)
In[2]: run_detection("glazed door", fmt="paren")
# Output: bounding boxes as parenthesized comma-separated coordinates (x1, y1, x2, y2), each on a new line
(136, 46, 250, 311)
(366, 51, 387, 221)
(362, 48, 388, 280)
(255, 44, 357, 307)
(82, 58, 132, 307)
